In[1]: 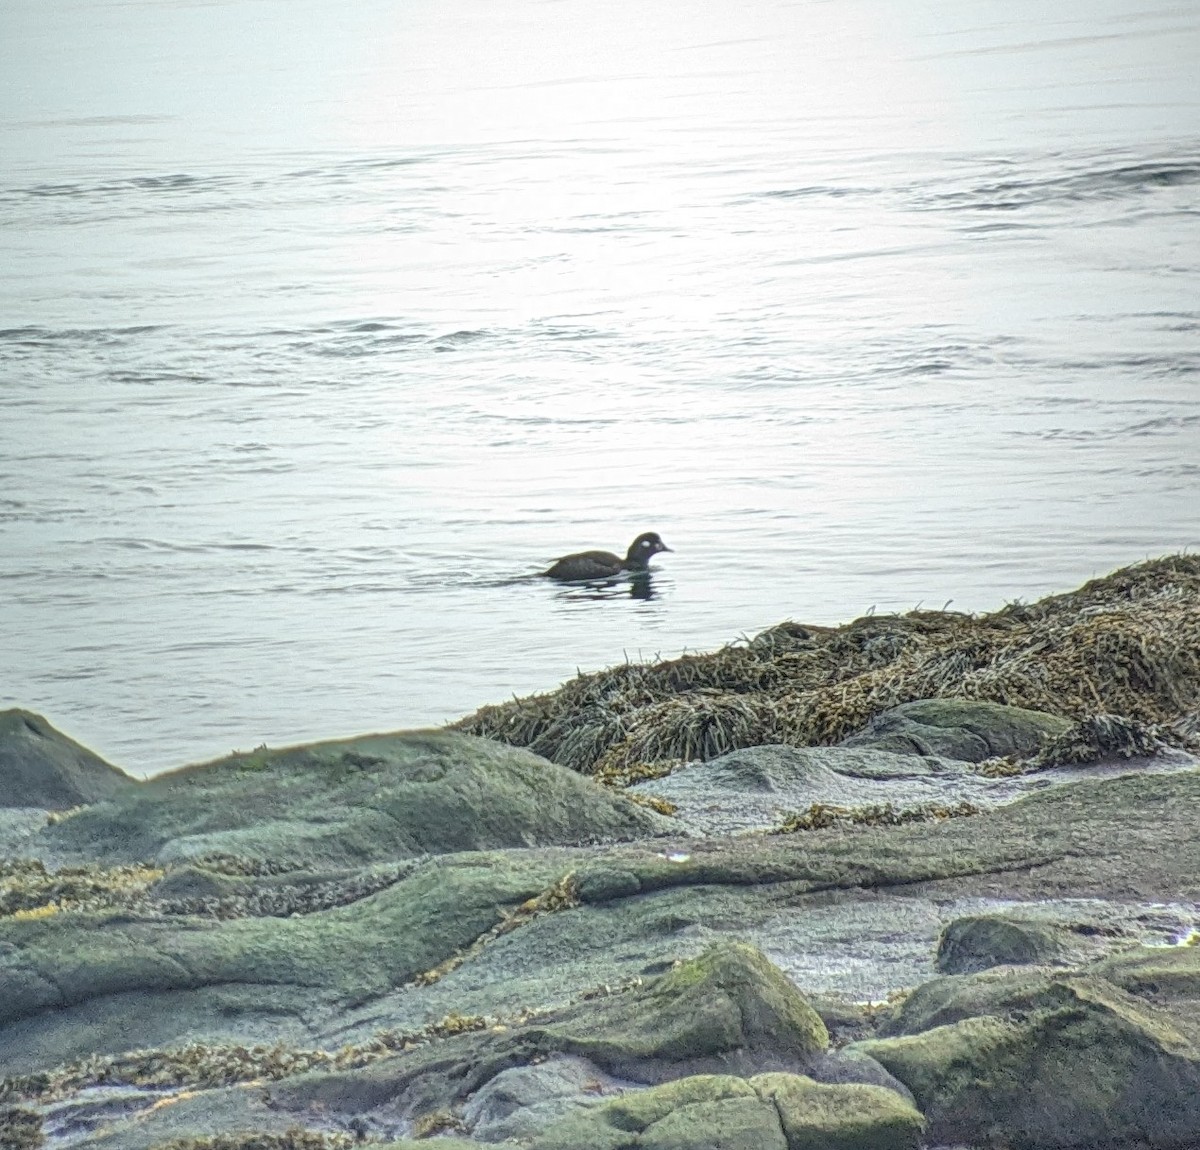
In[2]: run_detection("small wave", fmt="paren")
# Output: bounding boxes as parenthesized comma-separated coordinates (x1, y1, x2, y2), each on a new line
(7, 172, 234, 201)
(743, 184, 876, 203)
(342, 154, 428, 171)
(95, 537, 279, 555)
(9, 113, 172, 129)
(530, 322, 609, 342)
(1051, 353, 1199, 379)
(1125, 414, 1200, 437)
(99, 537, 207, 553)
(1013, 413, 1200, 442)
(108, 369, 209, 385)
(0, 324, 164, 347)
(305, 332, 428, 357)
(269, 318, 427, 358)
(918, 156, 1200, 213)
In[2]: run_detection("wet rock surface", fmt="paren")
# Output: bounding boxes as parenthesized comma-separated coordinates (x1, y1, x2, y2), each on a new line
(3, 558, 1200, 1149)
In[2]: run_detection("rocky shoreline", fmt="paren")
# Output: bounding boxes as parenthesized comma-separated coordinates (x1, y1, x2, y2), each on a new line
(2, 555, 1198, 1150)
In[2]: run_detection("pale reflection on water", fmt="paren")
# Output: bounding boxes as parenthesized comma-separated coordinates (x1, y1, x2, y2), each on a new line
(0, 0, 1197, 774)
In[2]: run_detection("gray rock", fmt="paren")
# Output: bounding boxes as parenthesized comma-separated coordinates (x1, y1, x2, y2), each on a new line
(462, 1054, 626, 1142)
(806, 1047, 916, 1106)
(839, 699, 1072, 762)
(0, 710, 133, 810)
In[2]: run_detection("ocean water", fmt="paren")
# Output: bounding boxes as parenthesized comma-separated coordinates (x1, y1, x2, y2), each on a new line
(1, 0, 1198, 777)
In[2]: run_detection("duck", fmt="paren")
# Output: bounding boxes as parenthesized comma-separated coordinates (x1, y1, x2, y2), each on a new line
(542, 531, 673, 582)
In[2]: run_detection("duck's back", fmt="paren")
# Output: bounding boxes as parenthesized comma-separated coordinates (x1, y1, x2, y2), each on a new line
(543, 549, 624, 582)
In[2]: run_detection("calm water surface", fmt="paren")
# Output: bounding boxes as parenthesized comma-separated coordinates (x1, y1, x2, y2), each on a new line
(2, 0, 1198, 775)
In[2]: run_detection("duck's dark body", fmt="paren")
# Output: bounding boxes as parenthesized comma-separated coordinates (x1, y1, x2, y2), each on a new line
(543, 531, 672, 582)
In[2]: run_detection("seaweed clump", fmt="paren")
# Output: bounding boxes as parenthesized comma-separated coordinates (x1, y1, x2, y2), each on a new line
(148, 1133, 354, 1150)
(455, 555, 1200, 775)
(0, 860, 163, 919)
(0, 1105, 42, 1150)
(0, 1013, 496, 1107)
(772, 800, 980, 834)
(978, 712, 1178, 777)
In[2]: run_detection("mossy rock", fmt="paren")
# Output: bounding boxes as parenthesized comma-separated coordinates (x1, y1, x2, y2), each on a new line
(876, 967, 1064, 1038)
(0, 709, 133, 810)
(839, 699, 1072, 763)
(854, 975, 1200, 1148)
(529, 1071, 922, 1150)
(38, 730, 663, 867)
(528, 1075, 779, 1150)
(1087, 940, 1200, 996)
(935, 912, 1086, 973)
(377, 1143, 477, 1150)
(637, 1095, 785, 1150)
(268, 943, 829, 1130)
(750, 1072, 924, 1150)
(1087, 943, 1200, 1048)
(547, 941, 828, 1081)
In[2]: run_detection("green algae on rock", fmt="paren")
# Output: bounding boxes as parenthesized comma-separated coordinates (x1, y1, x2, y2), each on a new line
(527, 1074, 779, 1150)
(5, 766, 1199, 1082)
(455, 554, 1200, 774)
(35, 730, 665, 868)
(266, 941, 833, 1124)
(525, 1071, 923, 1150)
(410, 870, 582, 987)
(1088, 939, 1200, 995)
(541, 941, 829, 1081)
(1085, 942, 1200, 1050)
(935, 911, 1094, 974)
(0, 851, 572, 1073)
(857, 973, 1200, 1149)
(749, 1072, 924, 1150)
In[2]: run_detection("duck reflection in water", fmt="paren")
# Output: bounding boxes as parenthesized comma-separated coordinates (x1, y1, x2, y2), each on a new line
(629, 572, 656, 600)
(551, 571, 661, 602)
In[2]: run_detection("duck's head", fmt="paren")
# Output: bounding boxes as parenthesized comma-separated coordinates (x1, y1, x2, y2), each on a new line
(626, 532, 672, 565)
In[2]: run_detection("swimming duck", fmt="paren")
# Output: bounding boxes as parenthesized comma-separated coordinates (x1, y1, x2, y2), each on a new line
(542, 531, 672, 582)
